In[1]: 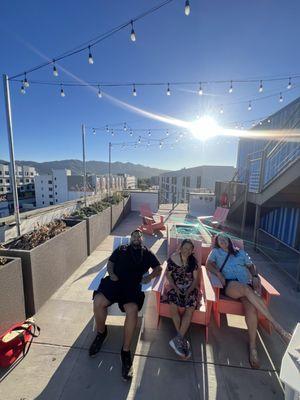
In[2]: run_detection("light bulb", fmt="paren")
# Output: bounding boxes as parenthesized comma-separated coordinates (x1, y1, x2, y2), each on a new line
(130, 21, 136, 42)
(97, 86, 102, 98)
(229, 81, 233, 93)
(111, 129, 114, 136)
(60, 85, 65, 97)
(159, 141, 163, 149)
(220, 106, 224, 114)
(123, 122, 127, 131)
(138, 136, 141, 144)
(166, 130, 169, 136)
(279, 92, 283, 102)
(259, 80, 263, 93)
(259, 121, 263, 125)
(287, 78, 292, 89)
(132, 84, 137, 96)
(167, 83, 171, 96)
(185, 0, 190, 16)
(88, 46, 94, 64)
(106, 125, 109, 133)
(93, 129, 96, 135)
(53, 62, 58, 77)
(248, 101, 252, 111)
(24, 73, 29, 88)
(267, 119, 271, 123)
(130, 130, 133, 136)
(20, 85, 26, 94)
(148, 130, 151, 136)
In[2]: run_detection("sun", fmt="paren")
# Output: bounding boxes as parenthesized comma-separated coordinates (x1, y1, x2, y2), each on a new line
(189, 116, 221, 141)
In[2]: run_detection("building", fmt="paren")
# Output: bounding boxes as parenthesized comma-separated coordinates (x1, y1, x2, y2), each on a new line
(0, 163, 37, 195)
(117, 174, 136, 189)
(159, 165, 235, 204)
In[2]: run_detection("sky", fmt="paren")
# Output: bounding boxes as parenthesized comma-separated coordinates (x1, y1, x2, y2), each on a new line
(0, 0, 300, 171)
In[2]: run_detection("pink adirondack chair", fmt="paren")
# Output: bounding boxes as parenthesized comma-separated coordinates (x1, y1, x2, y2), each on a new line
(139, 203, 166, 235)
(198, 207, 229, 228)
(152, 261, 215, 341)
(204, 236, 279, 333)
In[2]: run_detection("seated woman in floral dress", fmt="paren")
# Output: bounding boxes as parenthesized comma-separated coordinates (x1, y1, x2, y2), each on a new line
(164, 239, 200, 359)
(206, 233, 291, 369)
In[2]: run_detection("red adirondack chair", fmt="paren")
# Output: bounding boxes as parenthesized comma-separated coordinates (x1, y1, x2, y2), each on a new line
(139, 203, 166, 235)
(198, 207, 229, 229)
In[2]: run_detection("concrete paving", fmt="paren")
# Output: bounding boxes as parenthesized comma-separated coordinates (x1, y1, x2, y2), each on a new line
(1, 207, 299, 400)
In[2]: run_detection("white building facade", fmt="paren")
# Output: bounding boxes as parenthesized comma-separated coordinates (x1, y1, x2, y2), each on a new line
(0, 163, 37, 195)
(159, 165, 235, 204)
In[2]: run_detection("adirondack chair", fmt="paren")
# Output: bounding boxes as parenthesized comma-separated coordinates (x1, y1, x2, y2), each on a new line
(198, 207, 229, 229)
(207, 269, 280, 334)
(139, 203, 166, 235)
(152, 261, 215, 341)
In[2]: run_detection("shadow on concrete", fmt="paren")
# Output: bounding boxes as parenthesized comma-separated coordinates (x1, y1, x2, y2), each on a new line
(72, 257, 109, 284)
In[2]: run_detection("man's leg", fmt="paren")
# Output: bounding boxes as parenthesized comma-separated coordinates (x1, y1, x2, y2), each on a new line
(94, 293, 111, 333)
(123, 303, 139, 351)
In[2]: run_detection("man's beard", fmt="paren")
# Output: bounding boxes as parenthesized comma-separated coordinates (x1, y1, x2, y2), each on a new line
(131, 242, 142, 249)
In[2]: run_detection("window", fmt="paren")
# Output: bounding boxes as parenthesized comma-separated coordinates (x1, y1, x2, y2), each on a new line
(182, 176, 186, 186)
(172, 176, 177, 185)
(5, 171, 9, 175)
(196, 176, 201, 188)
(48, 180, 52, 184)
(56, 199, 58, 202)
(49, 195, 53, 198)
(26, 179, 30, 183)
(42, 194, 44, 198)
(49, 201, 53, 205)
(7, 187, 11, 191)
(6, 179, 9, 183)
(0, 179, 2, 183)
(54, 177, 56, 180)
(41, 180, 43, 184)
(49, 187, 53, 191)
(42, 201, 44, 205)
(19, 171, 22, 176)
(166, 177, 169, 183)
(30, 172, 34, 176)
(55, 192, 57, 195)
(0, 188, 3, 192)
(0, 171, 2, 175)
(186, 176, 190, 187)
(55, 185, 57, 188)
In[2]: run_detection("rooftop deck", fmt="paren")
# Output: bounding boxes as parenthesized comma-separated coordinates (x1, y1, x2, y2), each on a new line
(1, 205, 299, 400)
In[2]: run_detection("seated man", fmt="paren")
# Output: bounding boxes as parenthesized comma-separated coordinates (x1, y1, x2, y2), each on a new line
(89, 229, 162, 381)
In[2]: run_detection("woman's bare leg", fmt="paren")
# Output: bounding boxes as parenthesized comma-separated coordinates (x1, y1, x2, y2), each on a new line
(169, 303, 181, 332)
(241, 298, 260, 368)
(178, 307, 194, 337)
(226, 282, 291, 342)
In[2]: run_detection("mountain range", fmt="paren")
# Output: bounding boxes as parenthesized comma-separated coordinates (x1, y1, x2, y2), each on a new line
(0, 159, 169, 178)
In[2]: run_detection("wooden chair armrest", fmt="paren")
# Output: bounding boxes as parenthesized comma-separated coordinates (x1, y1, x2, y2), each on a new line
(152, 261, 167, 293)
(207, 270, 223, 288)
(259, 274, 280, 296)
(201, 266, 216, 302)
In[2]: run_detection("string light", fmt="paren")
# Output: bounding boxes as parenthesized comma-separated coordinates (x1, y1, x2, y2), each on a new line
(166, 129, 169, 136)
(220, 105, 224, 114)
(130, 20, 136, 42)
(111, 129, 114, 136)
(198, 82, 203, 96)
(130, 129, 133, 136)
(93, 128, 96, 135)
(184, 0, 190, 16)
(279, 92, 283, 102)
(259, 121, 263, 125)
(123, 122, 127, 131)
(166, 83, 171, 96)
(248, 101, 252, 111)
(148, 130, 151, 136)
(60, 84, 65, 97)
(229, 80, 233, 93)
(105, 125, 109, 133)
(159, 141, 163, 148)
(52, 61, 58, 77)
(24, 73, 29, 88)
(88, 46, 94, 64)
(138, 136, 141, 144)
(132, 84, 137, 96)
(268, 119, 271, 123)
(287, 77, 292, 89)
(20, 84, 26, 94)
(259, 80, 263, 93)
(97, 86, 102, 98)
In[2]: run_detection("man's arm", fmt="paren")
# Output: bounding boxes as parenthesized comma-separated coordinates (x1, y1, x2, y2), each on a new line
(142, 264, 162, 284)
(107, 261, 118, 281)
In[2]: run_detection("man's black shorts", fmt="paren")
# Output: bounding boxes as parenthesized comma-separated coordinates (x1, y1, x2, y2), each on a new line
(92, 276, 145, 312)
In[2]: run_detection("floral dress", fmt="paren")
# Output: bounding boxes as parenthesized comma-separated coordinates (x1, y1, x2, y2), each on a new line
(163, 257, 200, 308)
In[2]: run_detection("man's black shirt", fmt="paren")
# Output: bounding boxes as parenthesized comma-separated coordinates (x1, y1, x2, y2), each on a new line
(108, 244, 160, 287)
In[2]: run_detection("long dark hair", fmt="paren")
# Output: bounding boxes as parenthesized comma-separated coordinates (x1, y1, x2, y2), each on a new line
(180, 239, 198, 272)
(214, 234, 238, 256)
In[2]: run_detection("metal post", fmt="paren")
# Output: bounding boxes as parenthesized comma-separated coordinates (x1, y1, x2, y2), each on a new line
(81, 124, 87, 206)
(108, 142, 112, 199)
(258, 149, 267, 193)
(253, 204, 261, 251)
(3, 74, 21, 237)
(240, 157, 250, 238)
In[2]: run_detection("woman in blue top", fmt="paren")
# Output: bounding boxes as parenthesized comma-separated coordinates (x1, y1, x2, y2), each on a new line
(206, 233, 291, 369)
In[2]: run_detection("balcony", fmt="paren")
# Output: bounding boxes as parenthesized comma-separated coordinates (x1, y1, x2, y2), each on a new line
(0, 201, 298, 399)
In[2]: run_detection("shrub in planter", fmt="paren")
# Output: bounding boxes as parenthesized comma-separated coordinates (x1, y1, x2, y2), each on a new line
(71, 201, 110, 219)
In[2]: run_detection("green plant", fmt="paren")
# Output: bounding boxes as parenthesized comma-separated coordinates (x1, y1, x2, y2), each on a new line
(71, 200, 110, 219)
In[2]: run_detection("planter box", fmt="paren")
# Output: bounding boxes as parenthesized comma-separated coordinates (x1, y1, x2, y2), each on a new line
(86, 207, 111, 254)
(111, 196, 131, 231)
(0, 220, 88, 317)
(0, 257, 26, 335)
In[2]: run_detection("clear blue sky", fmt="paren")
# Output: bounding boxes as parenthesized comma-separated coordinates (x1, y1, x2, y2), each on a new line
(1, 0, 300, 170)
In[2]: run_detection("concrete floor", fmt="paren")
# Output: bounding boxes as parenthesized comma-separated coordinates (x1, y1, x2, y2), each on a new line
(1, 206, 299, 400)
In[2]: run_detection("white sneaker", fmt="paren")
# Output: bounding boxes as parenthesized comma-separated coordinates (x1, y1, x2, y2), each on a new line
(169, 336, 185, 357)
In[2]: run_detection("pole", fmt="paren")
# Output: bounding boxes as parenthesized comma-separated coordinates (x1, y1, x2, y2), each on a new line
(240, 157, 250, 238)
(108, 142, 112, 199)
(81, 124, 87, 206)
(3, 74, 21, 237)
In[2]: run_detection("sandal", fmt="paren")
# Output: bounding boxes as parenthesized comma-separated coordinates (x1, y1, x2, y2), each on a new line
(249, 347, 260, 369)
